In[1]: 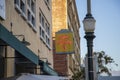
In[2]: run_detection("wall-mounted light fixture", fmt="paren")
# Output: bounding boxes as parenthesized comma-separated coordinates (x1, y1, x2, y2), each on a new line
(40, 58, 51, 65)
(14, 34, 31, 46)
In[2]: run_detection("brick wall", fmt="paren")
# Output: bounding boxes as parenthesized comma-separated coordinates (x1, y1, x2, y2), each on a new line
(53, 40, 68, 76)
(53, 54, 68, 76)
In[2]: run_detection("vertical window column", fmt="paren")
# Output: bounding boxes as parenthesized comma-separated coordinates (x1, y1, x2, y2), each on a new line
(39, 10, 51, 49)
(20, 0, 25, 13)
(27, 0, 36, 29)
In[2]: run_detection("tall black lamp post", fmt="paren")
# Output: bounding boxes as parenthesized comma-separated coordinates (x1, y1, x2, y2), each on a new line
(83, 0, 96, 80)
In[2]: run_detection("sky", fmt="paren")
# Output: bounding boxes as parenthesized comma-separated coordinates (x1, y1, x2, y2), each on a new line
(76, 0, 120, 71)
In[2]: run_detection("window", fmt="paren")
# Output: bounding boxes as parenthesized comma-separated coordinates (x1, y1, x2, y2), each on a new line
(39, 27, 41, 35)
(14, 0, 36, 30)
(32, 15, 35, 26)
(14, 0, 19, 6)
(45, 23, 50, 35)
(27, 10, 31, 21)
(14, 0, 21, 13)
(48, 38, 50, 45)
(15, 0, 26, 15)
(47, 24, 50, 35)
(45, 36, 50, 46)
(46, 35, 48, 43)
(42, 17, 44, 28)
(20, 0, 25, 13)
(42, 30, 45, 38)
(39, 13, 41, 23)
(27, 0, 36, 29)
(31, 0, 35, 13)
(27, 0, 30, 7)
(47, 0, 49, 3)
(45, 23, 48, 32)
(45, 0, 50, 10)
(39, 10, 51, 49)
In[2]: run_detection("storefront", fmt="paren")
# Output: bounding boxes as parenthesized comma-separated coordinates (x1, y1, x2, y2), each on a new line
(0, 24, 39, 64)
(0, 24, 58, 78)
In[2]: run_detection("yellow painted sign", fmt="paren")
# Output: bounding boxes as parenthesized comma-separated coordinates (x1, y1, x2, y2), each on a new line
(55, 30, 74, 54)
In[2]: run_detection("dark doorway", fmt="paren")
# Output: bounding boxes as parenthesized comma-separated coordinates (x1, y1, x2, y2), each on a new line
(15, 51, 36, 75)
(0, 46, 5, 78)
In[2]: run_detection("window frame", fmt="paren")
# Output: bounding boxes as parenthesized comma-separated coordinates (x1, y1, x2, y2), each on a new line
(27, 0, 36, 30)
(44, 0, 51, 10)
(39, 10, 51, 49)
(14, 0, 27, 20)
(14, 0, 36, 31)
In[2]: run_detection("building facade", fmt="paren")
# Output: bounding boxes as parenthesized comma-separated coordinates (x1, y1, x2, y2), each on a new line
(0, 0, 58, 79)
(52, 0, 81, 78)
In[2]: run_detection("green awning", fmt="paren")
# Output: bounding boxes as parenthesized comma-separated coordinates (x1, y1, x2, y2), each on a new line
(0, 24, 39, 65)
(39, 60, 58, 76)
(43, 62, 58, 76)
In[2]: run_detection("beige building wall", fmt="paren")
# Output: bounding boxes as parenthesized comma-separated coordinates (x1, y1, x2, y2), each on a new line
(0, 0, 53, 77)
(36, 0, 53, 67)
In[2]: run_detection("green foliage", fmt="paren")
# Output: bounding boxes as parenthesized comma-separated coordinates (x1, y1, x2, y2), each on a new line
(72, 67, 85, 80)
(94, 51, 118, 76)
(72, 51, 118, 79)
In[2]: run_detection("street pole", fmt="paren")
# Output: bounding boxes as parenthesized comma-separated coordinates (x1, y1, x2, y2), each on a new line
(84, 32, 95, 80)
(83, 0, 96, 80)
